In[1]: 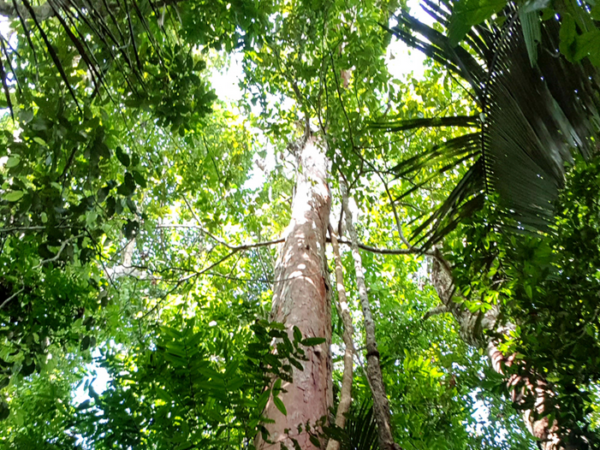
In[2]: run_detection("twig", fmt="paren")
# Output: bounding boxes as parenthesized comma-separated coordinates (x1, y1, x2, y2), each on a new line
(140, 237, 285, 319)
(182, 196, 234, 249)
(34, 234, 83, 269)
(0, 286, 24, 309)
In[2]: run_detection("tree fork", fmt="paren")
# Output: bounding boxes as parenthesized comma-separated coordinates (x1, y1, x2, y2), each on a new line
(257, 134, 332, 450)
(340, 177, 401, 450)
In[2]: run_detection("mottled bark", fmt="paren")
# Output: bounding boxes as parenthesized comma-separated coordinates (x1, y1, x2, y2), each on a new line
(257, 135, 333, 450)
(326, 226, 354, 450)
(340, 178, 401, 450)
(429, 250, 561, 450)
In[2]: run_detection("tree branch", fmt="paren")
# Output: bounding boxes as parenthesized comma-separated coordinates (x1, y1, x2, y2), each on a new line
(340, 176, 401, 450)
(0, 286, 24, 309)
(34, 234, 82, 269)
(326, 226, 354, 450)
(422, 304, 449, 320)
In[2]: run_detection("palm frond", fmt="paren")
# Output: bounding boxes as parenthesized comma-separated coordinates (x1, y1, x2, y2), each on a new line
(0, 0, 176, 113)
(382, 3, 600, 246)
(371, 115, 478, 133)
(342, 401, 379, 450)
(322, 400, 379, 450)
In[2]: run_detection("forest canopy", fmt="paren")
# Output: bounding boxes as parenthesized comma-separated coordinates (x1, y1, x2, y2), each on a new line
(0, 0, 600, 449)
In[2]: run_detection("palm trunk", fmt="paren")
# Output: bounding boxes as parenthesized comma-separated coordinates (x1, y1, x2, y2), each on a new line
(429, 252, 561, 450)
(257, 135, 333, 450)
(340, 178, 401, 450)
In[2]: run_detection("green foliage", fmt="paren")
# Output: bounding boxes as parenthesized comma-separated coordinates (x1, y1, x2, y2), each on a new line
(72, 318, 311, 449)
(386, 1, 600, 246)
(447, 0, 600, 67)
(449, 156, 600, 446)
(0, 0, 588, 449)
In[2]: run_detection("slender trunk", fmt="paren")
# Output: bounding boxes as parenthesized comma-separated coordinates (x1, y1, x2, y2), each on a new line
(257, 135, 333, 450)
(326, 226, 354, 450)
(340, 178, 401, 450)
(429, 251, 561, 450)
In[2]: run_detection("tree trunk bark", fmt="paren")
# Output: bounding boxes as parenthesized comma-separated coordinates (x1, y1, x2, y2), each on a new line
(326, 226, 354, 450)
(429, 251, 561, 450)
(340, 178, 401, 450)
(257, 135, 333, 450)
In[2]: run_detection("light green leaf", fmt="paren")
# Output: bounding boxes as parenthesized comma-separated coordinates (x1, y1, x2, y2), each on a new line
(448, 0, 506, 46)
(3, 191, 24, 202)
(273, 396, 287, 416)
(6, 155, 20, 168)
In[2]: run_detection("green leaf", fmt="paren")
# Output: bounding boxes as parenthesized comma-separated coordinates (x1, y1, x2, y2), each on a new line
(117, 172, 137, 197)
(273, 396, 287, 416)
(106, 196, 116, 217)
(257, 389, 270, 411)
(19, 110, 33, 123)
(116, 146, 131, 167)
(6, 155, 20, 168)
(81, 336, 91, 351)
(32, 137, 47, 146)
(301, 337, 326, 347)
(133, 170, 147, 188)
(273, 378, 282, 395)
(559, 16, 577, 60)
(574, 30, 600, 65)
(3, 191, 24, 202)
(448, 0, 506, 46)
(293, 326, 302, 344)
(309, 435, 321, 447)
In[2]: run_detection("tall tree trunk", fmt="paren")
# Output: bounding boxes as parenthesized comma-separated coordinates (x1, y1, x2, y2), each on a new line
(429, 251, 561, 450)
(326, 226, 354, 450)
(257, 135, 333, 450)
(340, 178, 401, 450)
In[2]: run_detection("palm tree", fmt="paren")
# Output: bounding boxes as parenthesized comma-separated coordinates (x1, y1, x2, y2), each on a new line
(376, 0, 600, 246)
(375, 3, 600, 448)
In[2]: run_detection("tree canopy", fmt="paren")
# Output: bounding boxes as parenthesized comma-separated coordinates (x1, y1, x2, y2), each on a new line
(0, 0, 599, 449)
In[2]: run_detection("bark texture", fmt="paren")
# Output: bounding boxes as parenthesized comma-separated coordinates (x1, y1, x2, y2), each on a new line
(340, 178, 401, 450)
(326, 226, 354, 450)
(429, 250, 561, 450)
(257, 135, 332, 450)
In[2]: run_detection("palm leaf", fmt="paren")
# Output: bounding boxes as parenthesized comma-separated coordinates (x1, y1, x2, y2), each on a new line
(371, 115, 478, 133)
(382, 2, 600, 246)
(322, 399, 379, 450)
(0, 0, 171, 109)
(342, 400, 379, 450)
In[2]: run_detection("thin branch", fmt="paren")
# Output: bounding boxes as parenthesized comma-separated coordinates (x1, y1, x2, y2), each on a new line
(0, 286, 24, 309)
(340, 176, 401, 450)
(158, 219, 284, 251)
(0, 0, 54, 20)
(34, 234, 83, 269)
(423, 304, 449, 320)
(140, 237, 284, 319)
(332, 237, 425, 255)
(182, 197, 236, 249)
